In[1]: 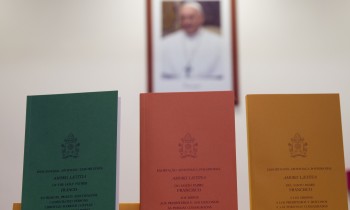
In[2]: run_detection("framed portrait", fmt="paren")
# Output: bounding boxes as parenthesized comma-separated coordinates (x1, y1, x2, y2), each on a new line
(147, 0, 238, 103)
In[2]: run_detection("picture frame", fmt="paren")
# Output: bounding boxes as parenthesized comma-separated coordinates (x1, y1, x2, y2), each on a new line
(147, 0, 239, 104)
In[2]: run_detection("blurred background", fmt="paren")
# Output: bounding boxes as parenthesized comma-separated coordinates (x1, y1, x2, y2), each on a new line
(1, 0, 350, 209)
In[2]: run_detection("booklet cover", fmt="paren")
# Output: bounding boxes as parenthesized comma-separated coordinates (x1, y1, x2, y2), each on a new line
(246, 94, 348, 210)
(21, 91, 119, 210)
(140, 91, 238, 210)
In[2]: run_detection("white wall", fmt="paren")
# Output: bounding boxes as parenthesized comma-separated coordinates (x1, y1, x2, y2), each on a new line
(1, 0, 349, 210)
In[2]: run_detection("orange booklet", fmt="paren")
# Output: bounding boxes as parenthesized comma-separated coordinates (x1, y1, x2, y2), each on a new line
(246, 94, 348, 210)
(140, 91, 238, 210)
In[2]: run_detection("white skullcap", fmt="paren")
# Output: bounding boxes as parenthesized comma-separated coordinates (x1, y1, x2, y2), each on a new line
(181, 1, 204, 14)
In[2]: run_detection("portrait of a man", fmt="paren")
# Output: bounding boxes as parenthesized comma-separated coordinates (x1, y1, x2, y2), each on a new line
(162, 1, 223, 80)
(149, 0, 236, 94)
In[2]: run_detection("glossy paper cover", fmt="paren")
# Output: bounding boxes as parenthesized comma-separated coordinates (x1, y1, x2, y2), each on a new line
(246, 94, 348, 210)
(140, 91, 237, 210)
(22, 91, 119, 210)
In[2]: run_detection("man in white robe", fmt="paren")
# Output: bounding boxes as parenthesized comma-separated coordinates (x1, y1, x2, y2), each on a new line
(161, 2, 223, 80)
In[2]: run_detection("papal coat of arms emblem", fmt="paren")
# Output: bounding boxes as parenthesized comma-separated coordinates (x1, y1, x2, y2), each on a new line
(179, 133, 198, 158)
(61, 133, 80, 159)
(288, 133, 308, 157)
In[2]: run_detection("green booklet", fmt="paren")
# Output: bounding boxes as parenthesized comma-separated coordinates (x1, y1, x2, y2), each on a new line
(21, 91, 119, 210)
